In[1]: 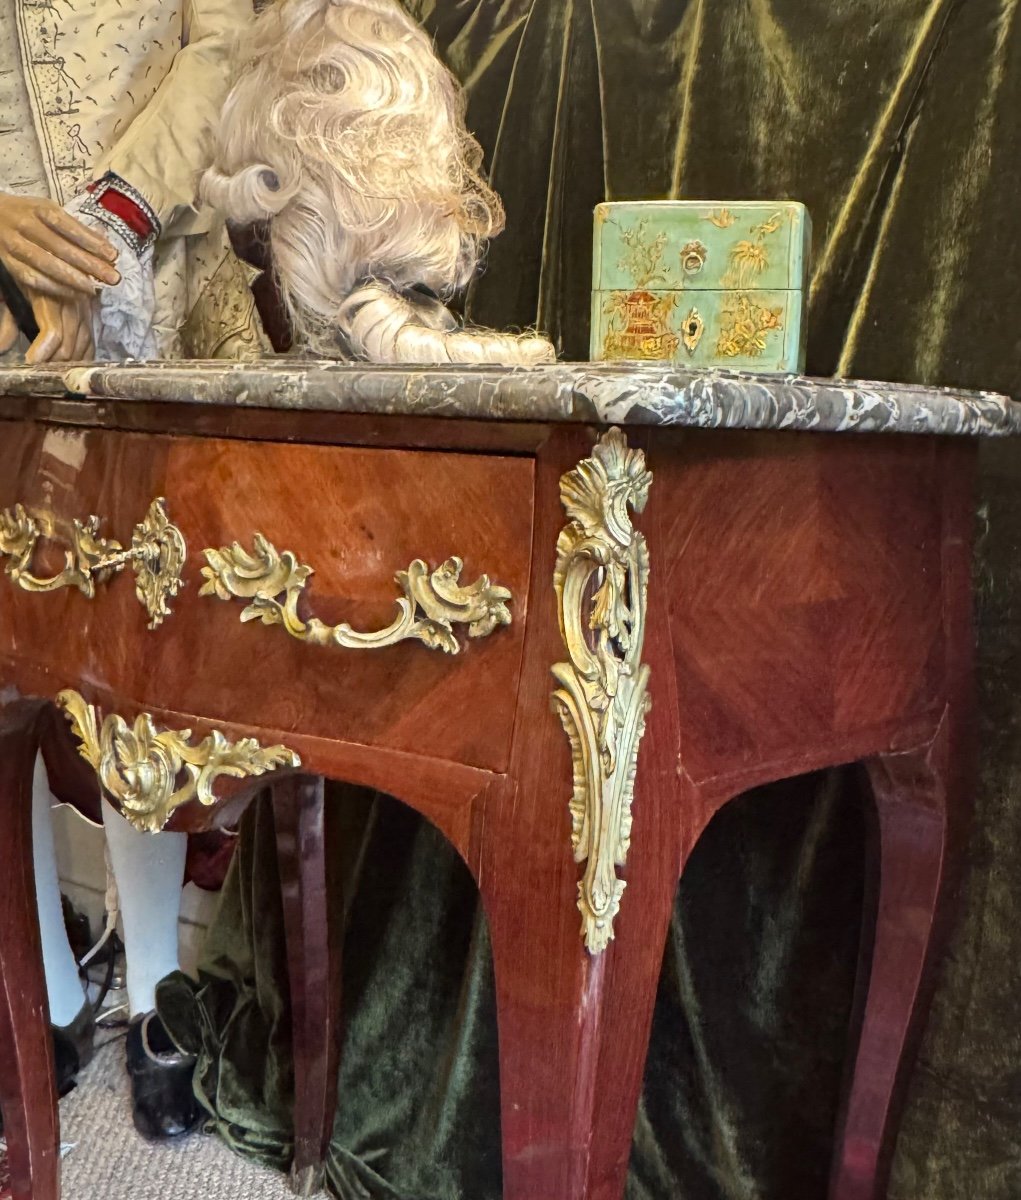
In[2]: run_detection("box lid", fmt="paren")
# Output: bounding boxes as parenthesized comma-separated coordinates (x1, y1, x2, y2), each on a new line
(593, 200, 811, 293)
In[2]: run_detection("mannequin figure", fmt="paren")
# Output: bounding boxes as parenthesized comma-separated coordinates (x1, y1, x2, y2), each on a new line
(0, 0, 263, 1139)
(202, 0, 556, 365)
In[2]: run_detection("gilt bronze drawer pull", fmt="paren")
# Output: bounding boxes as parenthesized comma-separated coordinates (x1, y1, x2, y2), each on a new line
(200, 534, 512, 655)
(0, 496, 185, 629)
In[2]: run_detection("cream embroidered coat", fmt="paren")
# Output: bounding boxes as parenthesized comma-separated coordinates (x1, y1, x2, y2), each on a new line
(3, 0, 265, 359)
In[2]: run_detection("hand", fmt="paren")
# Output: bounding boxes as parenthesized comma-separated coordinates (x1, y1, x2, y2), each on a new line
(0, 193, 120, 299)
(22, 290, 95, 364)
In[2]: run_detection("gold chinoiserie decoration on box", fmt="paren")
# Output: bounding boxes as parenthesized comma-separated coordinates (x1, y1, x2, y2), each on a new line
(716, 294, 785, 360)
(200, 535, 512, 655)
(56, 690, 300, 834)
(552, 428, 652, 954)
(600, 218, 681, 362)
(0, 497, 185, 629)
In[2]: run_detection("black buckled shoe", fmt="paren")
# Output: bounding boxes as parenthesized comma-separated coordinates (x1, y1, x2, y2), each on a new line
(125, 1011, 201, 1140)
(53, 1000, 96, 1095)
(0, 1000, 94, 1135)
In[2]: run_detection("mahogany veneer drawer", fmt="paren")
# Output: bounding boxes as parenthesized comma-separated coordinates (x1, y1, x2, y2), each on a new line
(0, 424, 534, 772)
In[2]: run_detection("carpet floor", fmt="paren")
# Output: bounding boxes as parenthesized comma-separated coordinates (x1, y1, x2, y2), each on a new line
(59, 1035, 292, 1199)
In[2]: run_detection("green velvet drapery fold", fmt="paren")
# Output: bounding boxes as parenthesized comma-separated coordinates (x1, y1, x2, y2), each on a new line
(158, 3, 1021, 1197)
(409, 0, 1021, 391)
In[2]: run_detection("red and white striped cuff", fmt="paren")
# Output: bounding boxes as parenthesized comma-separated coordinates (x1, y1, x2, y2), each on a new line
(82, 173, 160, 257)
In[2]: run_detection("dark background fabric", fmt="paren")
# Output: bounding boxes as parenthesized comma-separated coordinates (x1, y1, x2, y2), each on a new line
(159, 2, 1021, 1197)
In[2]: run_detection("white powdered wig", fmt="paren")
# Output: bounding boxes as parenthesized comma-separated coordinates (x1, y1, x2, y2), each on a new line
(202, 0, 554, 365)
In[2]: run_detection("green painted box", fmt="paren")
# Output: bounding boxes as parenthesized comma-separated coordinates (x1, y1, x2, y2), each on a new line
(591, 200, 811, 371)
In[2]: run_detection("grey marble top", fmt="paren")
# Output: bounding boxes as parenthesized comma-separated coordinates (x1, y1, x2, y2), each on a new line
(0, 360, 1017, 437)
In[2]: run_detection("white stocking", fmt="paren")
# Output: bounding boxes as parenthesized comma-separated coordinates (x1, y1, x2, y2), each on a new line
(101, 798, 186, 1017)
(31, 753, 87, 1028)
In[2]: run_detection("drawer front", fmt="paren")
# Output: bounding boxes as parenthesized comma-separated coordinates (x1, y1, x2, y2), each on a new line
(0, 423, 534, 773)
(591, 286, 805, 371)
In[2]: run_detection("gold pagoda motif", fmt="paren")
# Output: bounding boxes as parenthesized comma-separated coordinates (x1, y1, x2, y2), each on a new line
(601, 290, 680, 361)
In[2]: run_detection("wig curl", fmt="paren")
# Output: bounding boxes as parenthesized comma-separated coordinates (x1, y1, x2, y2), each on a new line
(203, 0, 554, 364)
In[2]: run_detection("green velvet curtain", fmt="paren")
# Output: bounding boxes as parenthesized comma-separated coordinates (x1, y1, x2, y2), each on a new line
(158, 2, 1021, 1197)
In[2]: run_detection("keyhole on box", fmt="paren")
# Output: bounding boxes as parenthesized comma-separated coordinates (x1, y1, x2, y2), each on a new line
(683, 308, 705, 354)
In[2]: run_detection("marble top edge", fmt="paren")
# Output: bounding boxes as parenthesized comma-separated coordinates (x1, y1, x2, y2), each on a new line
(0, 360, 1016, 438)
